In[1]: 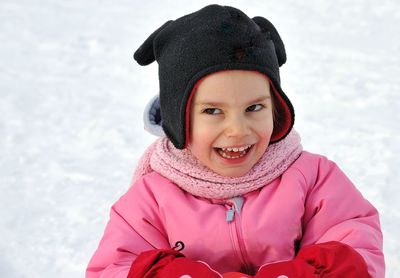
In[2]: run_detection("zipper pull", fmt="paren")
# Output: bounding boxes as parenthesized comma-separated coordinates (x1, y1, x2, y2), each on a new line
(225, 196, 244, 223)
(226, 207, 235, 222)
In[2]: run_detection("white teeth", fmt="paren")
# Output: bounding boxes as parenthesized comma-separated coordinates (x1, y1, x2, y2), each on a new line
(217, 144, 252, 159)
(221, 145, 251, 152)
(220, 152, 245, 159)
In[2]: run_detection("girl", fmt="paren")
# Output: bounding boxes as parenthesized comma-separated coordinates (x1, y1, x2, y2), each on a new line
(86, 5, 384, 277)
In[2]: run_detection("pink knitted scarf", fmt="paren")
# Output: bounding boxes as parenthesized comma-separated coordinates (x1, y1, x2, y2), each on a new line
(133, 130, 302, 199)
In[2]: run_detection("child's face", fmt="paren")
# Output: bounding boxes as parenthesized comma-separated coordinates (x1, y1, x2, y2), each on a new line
(188, 70, 274, 177)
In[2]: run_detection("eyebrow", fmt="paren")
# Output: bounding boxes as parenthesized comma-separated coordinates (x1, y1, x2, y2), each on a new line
(195, 95, 271, 107)
(247, 95, 271, 104)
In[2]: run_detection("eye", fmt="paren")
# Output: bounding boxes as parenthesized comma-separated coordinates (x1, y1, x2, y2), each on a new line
(202, 108, 222, 115)
(246, 104, 264, 112)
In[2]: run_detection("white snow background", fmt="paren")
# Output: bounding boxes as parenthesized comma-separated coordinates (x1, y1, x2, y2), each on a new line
(1, 0, 399, 277)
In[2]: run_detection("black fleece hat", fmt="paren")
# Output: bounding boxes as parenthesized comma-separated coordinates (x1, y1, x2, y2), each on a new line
(134, 4, 294, 149)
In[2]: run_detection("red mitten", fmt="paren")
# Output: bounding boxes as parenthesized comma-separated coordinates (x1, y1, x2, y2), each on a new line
(255, 241, 371, 278)
(254, 259, 315, 278)
(128, 249, 183, 278)
(223, 272, 252, 278)
(128, 249, 221, 278)
(296, 241, 371, 277)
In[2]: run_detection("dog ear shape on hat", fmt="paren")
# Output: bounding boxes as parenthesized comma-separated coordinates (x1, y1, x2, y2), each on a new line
(134, 20, 173, 66)
(252, 16, 286, 67)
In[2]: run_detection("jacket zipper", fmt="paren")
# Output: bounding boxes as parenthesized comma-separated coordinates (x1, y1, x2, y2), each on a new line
(226, 196, 252, 274)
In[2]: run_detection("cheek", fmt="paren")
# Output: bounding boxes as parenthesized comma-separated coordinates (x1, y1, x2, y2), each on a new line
(255, 113, 274, 134)
(255, 118, 274, 149)
(189, 125, 215, 157)
(190, 117, 217, 143)
(191, 131, 214, 151)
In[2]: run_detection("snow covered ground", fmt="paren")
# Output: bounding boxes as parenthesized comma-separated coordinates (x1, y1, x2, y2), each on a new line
(1, 0, 399, 277)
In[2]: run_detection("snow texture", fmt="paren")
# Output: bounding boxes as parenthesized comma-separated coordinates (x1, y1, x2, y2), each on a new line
(0, 0, 399, 277)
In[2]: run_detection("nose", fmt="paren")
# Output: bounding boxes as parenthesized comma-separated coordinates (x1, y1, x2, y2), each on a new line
(224, 115, 251, 138)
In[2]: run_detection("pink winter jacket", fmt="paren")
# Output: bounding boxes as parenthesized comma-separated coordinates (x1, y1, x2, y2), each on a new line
(86, 151, 384, 277)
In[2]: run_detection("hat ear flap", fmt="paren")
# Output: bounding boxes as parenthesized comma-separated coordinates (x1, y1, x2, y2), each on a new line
(252, 16, 286, 66)
(134, 20, 173, 66)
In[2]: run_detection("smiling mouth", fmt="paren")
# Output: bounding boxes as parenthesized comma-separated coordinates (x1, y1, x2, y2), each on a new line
(215, 144, 254, 159)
